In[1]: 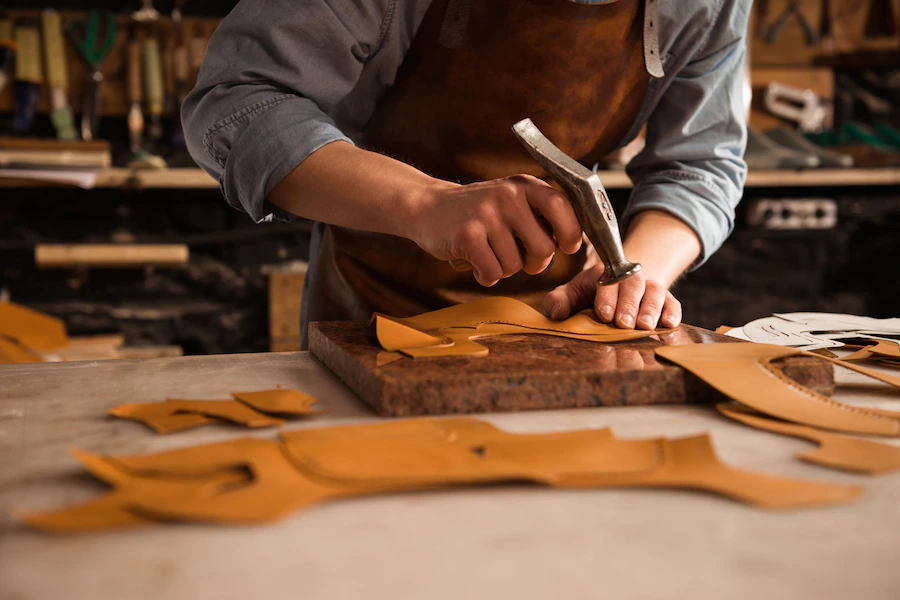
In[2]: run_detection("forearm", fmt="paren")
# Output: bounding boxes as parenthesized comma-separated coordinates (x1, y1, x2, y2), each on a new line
(267, 140, 446, 239)
(623, 210, 701, 287)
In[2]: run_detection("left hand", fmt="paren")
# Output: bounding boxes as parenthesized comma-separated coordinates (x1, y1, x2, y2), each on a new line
(543, 263, 682, 330)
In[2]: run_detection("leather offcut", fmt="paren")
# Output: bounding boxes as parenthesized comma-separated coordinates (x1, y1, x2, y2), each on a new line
(718, 403, 900, 475)
(19, 417, 862, 533)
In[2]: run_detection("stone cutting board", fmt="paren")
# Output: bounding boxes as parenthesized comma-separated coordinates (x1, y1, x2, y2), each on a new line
(308, 322, 834, 417)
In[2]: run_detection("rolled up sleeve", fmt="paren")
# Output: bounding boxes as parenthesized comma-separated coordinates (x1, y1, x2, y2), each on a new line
(624, 0, 750, 268)
(182, 0, 395, 223)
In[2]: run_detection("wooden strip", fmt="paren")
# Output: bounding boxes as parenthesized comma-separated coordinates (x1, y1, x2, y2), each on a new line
(35, 244, 189, 268)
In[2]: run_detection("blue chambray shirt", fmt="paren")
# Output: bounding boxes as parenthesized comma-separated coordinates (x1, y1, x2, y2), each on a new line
(183, 0, 750, 268)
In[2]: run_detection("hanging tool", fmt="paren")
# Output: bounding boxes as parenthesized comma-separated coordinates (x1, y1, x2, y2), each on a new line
(450, 119, 641, 286)
(142, 30, 165, 143)
(66, 10, 117, 142)
(765, 0, 819, 45)
(41, 10, 77, 141)
(132, 0, 161, 23)
(0, 14, 15, 97)
(13, 20, 42, 135)
(764, 82, 828, 132)
(819, 0, 833, 51)
(126, 28, 165, 170)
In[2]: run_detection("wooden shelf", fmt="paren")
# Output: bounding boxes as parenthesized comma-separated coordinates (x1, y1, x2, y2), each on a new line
(1, 167, 899, 190)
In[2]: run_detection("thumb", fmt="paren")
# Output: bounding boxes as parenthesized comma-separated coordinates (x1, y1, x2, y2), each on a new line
(543, 264, 605, 320)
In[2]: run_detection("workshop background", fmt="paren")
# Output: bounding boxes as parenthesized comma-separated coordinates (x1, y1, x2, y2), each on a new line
(1, 0, 898, 359)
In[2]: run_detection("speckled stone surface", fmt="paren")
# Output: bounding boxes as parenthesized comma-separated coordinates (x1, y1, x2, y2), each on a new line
(309, 322, 835, 417)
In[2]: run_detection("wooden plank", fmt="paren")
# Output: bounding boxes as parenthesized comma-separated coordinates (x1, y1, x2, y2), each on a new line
(35, 244, 189, 268)
(268, 268, 307, 351)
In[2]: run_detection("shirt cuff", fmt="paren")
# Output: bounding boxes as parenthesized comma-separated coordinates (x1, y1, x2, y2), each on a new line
(216, 95, 353, 224)
(622, 173, 736, 270)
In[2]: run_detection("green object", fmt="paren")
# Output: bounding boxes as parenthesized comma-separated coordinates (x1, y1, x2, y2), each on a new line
(874, 122, 900, 150)
(805, 122, 894, 150)
(66, 10, 116, 67)
(51, 107, 78, 141)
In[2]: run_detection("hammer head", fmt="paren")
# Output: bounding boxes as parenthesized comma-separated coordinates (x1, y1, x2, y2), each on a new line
(512, 118, 641, 286)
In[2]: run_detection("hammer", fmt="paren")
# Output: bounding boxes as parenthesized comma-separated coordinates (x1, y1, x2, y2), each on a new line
(450, 118, 641, 286)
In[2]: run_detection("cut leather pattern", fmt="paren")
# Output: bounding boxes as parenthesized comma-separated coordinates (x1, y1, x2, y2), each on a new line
(718, 403, 900, 475)
(656, 343, 900, 436)
(19, 417, 862, 533)
(0, 335, 44, 364)
(109, 389, 323, 433)
(0, 301, 68, 351)
(842, 340, 900, 363)
(373, 297, 668, 358)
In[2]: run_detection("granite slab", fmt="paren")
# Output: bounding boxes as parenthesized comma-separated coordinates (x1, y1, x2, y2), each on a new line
(308, 322, 834, 417)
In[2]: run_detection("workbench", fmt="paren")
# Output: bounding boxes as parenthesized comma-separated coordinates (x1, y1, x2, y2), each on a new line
(1, 351, 899, 599)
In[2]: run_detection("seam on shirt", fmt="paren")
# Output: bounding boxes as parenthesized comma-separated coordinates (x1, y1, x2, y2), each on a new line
(694, 0, 726, 59)
(370, 0, 398, 59)
(202, 93, 296, 167)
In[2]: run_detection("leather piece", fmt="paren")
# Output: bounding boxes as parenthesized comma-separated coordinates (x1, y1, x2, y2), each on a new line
(0, 335, 43, 364)
(0, 300, 68, 351)
(20, 418, 863, 531)
(373, 296, 668, 357)
(109, 400, 284, 433)
(308, 0, 651, 326)
(656, 343, 900, 436)
(108, 402, 226, 434)
(231, 388, 323, 416)
(842, 340, 900, 362)
(718, 403, 900, 475)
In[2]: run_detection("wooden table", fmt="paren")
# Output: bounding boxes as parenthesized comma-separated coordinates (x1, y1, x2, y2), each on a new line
(2, 352, 899, 599)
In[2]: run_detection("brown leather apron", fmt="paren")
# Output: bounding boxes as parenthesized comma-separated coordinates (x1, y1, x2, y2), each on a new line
(306, 0, 652, 331)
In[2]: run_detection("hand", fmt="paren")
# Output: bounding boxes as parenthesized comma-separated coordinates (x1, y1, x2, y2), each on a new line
(411, 175, 583, 287)
(543, 263, 682, 330)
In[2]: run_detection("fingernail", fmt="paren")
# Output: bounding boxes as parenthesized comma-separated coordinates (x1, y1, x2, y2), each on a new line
(600, 304, 613, 321)
(549, 302, 564, 320)
(639, 314, 654, 329)
(621, 313, 634, 328)
(662, 316, 680, 328)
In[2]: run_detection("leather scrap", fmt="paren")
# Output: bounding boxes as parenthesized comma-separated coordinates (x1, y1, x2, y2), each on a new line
(231, 388, 323, 417)
(656, 343, 900, 437)
(109, 402, 226, 434)
(842, 340, 900, 362)
(20, 418, 863, 532)
(373, 296, 669, 358)
(166, 399, 285, 428)
(0, 300, 68, 351)
(718, 403, 900, 475)
(0, 335, 44, 364)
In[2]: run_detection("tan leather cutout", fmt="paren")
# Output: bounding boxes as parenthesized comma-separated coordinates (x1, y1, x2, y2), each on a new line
(0, 336, 43, 364)
(718, 403, 900, 475)
(0, 300, 68, 350)
(656, 343, 900, 436)
(373, 296, 667, 358)
(375, 351, 404, 367)
(18, 448, 249, 533)
(842, 340, 900, 362)
(20, 418, 863, 532)
(231, 389, 323, 417)
(165, 399, 285, 428)
(109, 402, 226, 434)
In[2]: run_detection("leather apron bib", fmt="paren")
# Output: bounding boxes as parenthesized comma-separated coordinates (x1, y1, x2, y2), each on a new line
(306, 0, 652, 329)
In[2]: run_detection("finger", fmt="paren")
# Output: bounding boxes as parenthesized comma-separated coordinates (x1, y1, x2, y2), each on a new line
(522, 180, 583, 255)
(500, 189, 557, 275)
(487, 230, 524, 279)
(636, 280, 666, 330)
(594, 279, 618, 323)
(659, 291, 683, 328)
(466, 239, 503, 287)
(613, 273, 646, 329)
(542, 264, 604, 320)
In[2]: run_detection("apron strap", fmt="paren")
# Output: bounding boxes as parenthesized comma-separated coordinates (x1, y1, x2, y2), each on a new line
(643, 0, 665, 78)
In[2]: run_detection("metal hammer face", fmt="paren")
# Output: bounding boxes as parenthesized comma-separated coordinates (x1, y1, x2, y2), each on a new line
(512, 118, 641, 286)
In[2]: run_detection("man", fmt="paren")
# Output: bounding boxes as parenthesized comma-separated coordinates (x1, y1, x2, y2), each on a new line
(183, 0, 749, 346)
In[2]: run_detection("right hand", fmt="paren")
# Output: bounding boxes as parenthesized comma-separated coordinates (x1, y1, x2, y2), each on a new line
(411, 175, 583, 287)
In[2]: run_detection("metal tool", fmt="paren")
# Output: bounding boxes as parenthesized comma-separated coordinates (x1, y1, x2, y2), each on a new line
(126, 35, 144, 154)
(764, 82, 828, 132)
(765, 0, 819, 45)
(66, 10, 117, 142)
(13, 20, 42, 134)
(449, 119, 641, 286)
(41, 10, 77, 140)
(142, 34, 165, 141)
